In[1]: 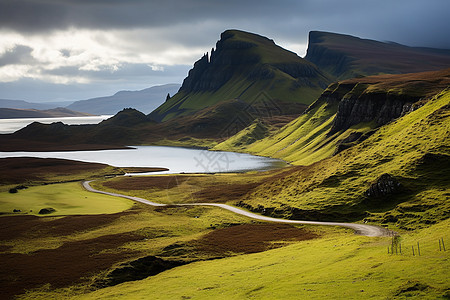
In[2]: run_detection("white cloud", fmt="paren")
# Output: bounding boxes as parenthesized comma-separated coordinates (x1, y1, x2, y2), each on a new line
(0, 27, 205, 85)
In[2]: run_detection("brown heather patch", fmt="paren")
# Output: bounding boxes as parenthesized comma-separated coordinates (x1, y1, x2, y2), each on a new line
(0, 212, 143, 299)
(0, 213, 130, 241)
(102, 175, 195, 190)
(193, 223, 318, 255)
(0, 157, 112, 185)
(0, 233, 140, 299)
(191, 182, 261, 203)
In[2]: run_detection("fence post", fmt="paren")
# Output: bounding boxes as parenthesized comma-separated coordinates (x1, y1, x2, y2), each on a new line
(417, 242, 421, 256)
(442, 238, 446, 251)
(412, 246, 415, 256)
(439, 239, 442, 251)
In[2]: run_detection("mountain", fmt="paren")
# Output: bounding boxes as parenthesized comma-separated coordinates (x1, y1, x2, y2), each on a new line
(2, 30, 450, 151)
(0, 99, 73, 110)
(0, 107, 92, 119)
(215, 68, 450, 165)
(305, 31, 450, 79)
(149, 30, 332, 122)
(67, 84, 180, 115)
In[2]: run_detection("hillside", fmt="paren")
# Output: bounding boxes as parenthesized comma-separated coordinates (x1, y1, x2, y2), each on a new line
(233, 86, 450, 227)
(149, 30, 332, 122)
(0, 107, 92, 119)
(216, 68, 450, 166)
(67, 84, 180, 115)
(305, 31, 450, 79)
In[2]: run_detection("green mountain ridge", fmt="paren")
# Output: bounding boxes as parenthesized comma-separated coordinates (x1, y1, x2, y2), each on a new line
(149, 29, 332, 122)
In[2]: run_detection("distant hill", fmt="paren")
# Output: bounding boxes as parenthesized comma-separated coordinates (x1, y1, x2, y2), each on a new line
(0, 99, 73, 110)
(67, 84, 180, 115)
(149, 30, 332, 122)
(305, 31, 450, 79)
(0, 107, 92, 119)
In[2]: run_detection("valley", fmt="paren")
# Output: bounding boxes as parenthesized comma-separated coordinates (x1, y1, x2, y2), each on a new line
(0, 29, 449, 300)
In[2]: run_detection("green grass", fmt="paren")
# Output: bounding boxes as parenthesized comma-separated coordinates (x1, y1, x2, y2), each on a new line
(214, 85, 342, 164)
(234, 89, 449, 225)
(63, 219, 450, 300)
(0, 182, 133, 216)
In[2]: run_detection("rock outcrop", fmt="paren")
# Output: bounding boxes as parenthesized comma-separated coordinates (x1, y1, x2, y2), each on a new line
(330, 89, 419, 134)
(150, 29, 331, 122)
(365, 174, 401, 198)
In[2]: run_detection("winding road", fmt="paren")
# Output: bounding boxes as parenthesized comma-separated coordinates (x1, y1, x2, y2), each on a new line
(83, 180, 391, 237)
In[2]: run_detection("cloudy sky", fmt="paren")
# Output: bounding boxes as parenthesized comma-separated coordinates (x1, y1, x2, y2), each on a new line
(0, 0, 449, 102)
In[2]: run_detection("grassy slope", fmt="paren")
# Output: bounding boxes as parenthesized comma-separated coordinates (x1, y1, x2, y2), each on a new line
(0, 182, 133, 216)
(72, 219, 449, 300)
(215, 87, 341, 164)
(152, 30, 331, 122)
(215, 69, 450, 166)
(238, 89, 449, 226)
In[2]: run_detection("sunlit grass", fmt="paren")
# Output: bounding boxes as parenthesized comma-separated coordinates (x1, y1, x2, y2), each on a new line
(0, 182, 133, 216)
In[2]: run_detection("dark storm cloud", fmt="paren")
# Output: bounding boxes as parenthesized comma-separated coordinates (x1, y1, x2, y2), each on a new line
(1, 0, 449, 48)
(44, 63, 190, 81)
(0, 45, 35, 66)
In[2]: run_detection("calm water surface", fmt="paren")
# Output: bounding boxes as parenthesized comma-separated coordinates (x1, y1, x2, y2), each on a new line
(0, 146, 286, 174)
(0, 115, 113, 134)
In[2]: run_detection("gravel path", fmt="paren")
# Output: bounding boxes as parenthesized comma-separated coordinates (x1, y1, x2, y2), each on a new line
(83, 180, 391, 237)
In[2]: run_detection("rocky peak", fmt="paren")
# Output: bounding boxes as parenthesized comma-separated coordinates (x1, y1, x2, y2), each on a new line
(178, 29, 326, 94)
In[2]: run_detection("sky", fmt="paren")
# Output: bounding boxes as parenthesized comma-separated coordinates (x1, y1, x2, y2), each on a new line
(0, 0, 449, 102)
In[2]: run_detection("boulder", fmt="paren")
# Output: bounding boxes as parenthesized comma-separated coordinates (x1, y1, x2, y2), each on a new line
(365, 174, 401, 198)
(38, 207, 56, 214)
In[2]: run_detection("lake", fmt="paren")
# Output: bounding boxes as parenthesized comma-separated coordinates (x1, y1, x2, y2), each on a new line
(0, 146, 287, 174)
(0, 115, 113, 134)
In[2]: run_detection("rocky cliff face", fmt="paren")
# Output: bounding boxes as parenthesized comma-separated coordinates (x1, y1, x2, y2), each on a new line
(329, 87, 420, 134)
(179, 30, 325, 94)
(150, 29, 331, 122)
(324, 69, 450, 134)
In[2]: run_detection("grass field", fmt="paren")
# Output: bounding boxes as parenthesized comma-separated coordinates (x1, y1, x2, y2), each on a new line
(62, 219, 449, 300)
(0, 182, 133, 216)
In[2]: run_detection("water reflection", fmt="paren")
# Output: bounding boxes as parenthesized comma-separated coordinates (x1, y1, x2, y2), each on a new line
(0, 146, 286, 174)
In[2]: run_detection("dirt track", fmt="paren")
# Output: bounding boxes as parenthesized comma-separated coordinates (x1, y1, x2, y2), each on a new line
(83, 181, 391, 237)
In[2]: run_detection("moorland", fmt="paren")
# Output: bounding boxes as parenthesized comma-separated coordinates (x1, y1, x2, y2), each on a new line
(0, 30, 449, 299)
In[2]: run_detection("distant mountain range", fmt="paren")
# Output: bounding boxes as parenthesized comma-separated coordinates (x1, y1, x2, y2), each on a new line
(66, 84, 180, 115)
(0, 84, 181, 117)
